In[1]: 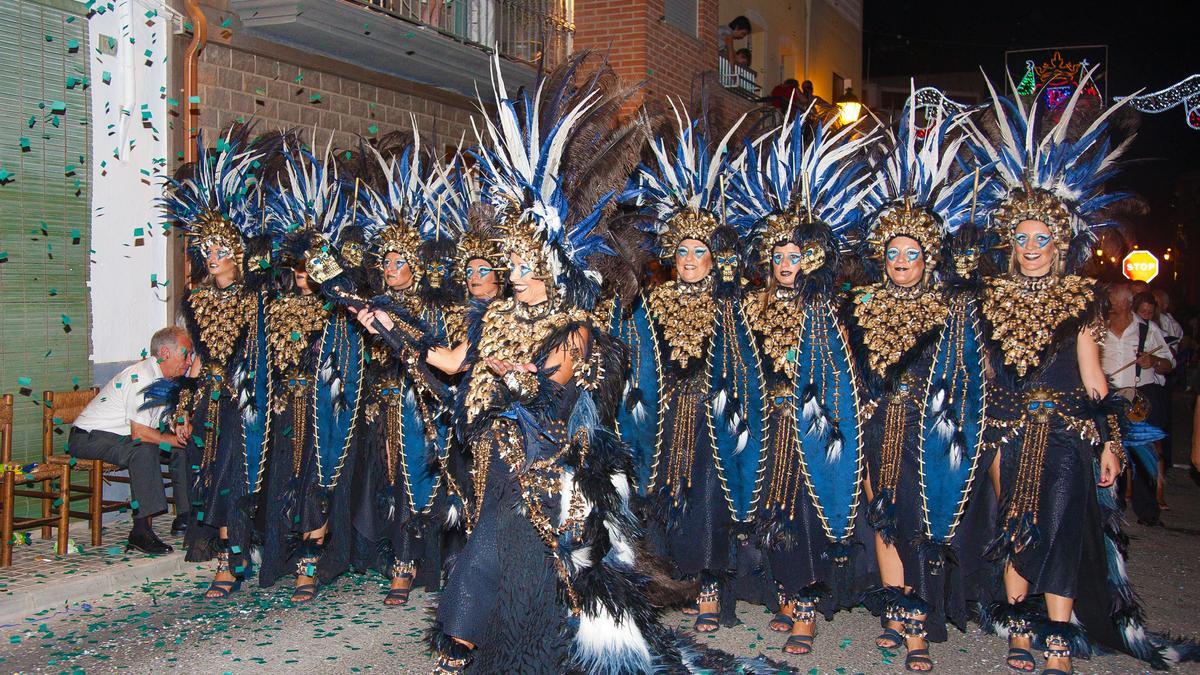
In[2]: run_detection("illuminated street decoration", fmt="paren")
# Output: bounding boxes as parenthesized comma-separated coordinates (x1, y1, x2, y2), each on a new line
(905, 86, 969, 138)
(1116, 74, 1200, 130)
(1032, 51, 1101, 110)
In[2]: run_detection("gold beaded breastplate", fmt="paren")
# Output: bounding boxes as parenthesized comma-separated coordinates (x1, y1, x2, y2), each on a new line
(981, 274, 1098, 378)
(647, 279, 717, 369)
(188, 284, 256, 367)
(749, 287, 805, 379)
(851, 283, 946, 380)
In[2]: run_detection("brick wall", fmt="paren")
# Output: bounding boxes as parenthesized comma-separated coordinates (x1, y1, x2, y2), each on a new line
(196, 42, 477, 153)
(574, 0, 753, 115)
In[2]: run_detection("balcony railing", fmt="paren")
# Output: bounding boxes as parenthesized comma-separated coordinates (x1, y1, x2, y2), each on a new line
(355, 0, 573, 68)
(718, 55, 761, 100)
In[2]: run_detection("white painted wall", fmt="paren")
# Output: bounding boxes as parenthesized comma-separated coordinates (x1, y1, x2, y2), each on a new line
(87, 0, 172, 364)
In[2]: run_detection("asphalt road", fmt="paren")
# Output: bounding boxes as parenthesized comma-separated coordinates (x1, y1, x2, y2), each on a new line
(4, 472, 1200, 674)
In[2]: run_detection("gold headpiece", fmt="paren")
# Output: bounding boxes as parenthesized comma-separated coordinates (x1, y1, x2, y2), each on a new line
(990, 188, 1073, 250)
(458, 231, 502, 269)
(376, 222, 422, 262)
(870, 203, 943, 270)
(497, 216, 548, 278)
(661, 210, 720, 255)
(758, 209, 809, 251)
(191, 212, 245, 257)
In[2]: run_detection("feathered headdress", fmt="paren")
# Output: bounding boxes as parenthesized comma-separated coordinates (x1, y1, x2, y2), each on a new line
(429, 153, 503, 277)
(359, 130, 427, 278)
(966, 69, 1134, 272)
(729, 102, 876, 264)
(860, 91, 979, 272)
(161, 127, 264, 271)
(470, 55, 625, 311)
(623, 100, 747, 256)
(265, 138, 367, 276)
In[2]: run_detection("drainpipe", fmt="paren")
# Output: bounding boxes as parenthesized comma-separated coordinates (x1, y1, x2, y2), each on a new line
(182, 0, 207, 164)
(180, 0, 207, 286)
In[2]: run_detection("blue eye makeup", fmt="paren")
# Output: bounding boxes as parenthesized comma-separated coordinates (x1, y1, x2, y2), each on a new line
(519, 263, 534, 277)
(905, 248, 921, 263)
(886, 247, 900, 261)
(1014, 232, 1050, 249)
(1035, 233, 1052, 248)
(383, 258, 407, 270)
(772, 253, 783, 265)
(788, 253, 802, 266)
(693, 247, 708, 258)
(466, 266, 492, 279)
(676, 246, 688, 258)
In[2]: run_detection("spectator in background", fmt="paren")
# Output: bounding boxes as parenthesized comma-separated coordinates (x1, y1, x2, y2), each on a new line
(1153, 288, 1184, 357)
(1103, 285, 1174, 525)
(718, 15, 752, 62)
(770, 78, 800, 109)
(734, 48, 752, 68)
(69, 327, 195, 554)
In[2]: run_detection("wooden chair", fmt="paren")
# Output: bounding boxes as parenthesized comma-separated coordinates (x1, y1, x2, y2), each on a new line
(1, 394, 70, 566)
(40, 388, 135, 547)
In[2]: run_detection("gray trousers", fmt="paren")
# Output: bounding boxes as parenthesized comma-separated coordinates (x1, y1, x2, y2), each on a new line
(68, 427, 190, 518)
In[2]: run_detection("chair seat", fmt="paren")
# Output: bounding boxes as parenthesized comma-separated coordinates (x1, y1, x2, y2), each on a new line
(3, 463, 62, 484)
(46, 454, 121, 472)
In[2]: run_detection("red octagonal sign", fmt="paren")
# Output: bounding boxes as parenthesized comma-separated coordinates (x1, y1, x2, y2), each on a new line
(1122, 250, 1159, 283)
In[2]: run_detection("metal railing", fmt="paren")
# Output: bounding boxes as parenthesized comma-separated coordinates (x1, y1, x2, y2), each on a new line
(718, 55, 760, 99)
(355, 0, 573, 67)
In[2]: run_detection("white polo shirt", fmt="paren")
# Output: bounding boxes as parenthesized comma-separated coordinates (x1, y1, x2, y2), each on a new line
(73, 358, 167, 435)
(1102, 316, 1175, 389)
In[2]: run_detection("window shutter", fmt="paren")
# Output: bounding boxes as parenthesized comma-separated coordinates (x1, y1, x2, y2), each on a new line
(0, 0, 92, 503)
(663, 0, 697, 37)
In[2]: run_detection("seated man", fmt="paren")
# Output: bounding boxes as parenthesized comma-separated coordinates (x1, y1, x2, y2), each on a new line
(69, 326, 195, 554)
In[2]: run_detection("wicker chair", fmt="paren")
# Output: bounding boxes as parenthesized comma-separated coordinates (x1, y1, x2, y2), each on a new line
(1, 394, 70, 566)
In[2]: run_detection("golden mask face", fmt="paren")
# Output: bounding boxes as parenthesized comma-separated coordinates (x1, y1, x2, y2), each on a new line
(715, 251, 739, 283)
(340, 241, 365, 267)
(954, 246, 979, 278)
(798, 242, 826, 275)
(305, 246, 343, 284)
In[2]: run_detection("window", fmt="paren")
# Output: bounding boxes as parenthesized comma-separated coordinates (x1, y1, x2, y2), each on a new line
(664, 0, 697, 37)
(833, 73, 846, 99)
(0, 0, 92, 511)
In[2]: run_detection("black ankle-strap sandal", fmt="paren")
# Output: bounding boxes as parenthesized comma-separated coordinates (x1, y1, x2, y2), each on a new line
(693, 583, 721, 633)
(205, 540, 241, 599)
(1040, 634, 1074, 675)
(384, 560, 416, 606)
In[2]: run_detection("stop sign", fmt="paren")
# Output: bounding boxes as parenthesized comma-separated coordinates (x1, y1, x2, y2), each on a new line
(1122, 250, 1159, 283)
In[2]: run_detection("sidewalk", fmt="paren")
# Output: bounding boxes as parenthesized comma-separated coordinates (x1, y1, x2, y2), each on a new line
(0, 516, 192, 625)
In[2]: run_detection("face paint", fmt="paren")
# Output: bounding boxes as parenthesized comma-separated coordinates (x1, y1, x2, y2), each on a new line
(905, 248, 921, 263)
(887, 247, 900, 261)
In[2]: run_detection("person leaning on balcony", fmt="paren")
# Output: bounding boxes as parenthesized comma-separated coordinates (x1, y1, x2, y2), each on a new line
(718, 15, 751, 62)
(68, 326, 196, 555)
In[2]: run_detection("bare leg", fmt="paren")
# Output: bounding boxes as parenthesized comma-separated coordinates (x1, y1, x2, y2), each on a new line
(989, 450, 1002, 498)
(1003, 563, 1035, 671)
(205, 526, 237, 599)
(1043, 593, 1075, 674)
(293, 522, 327, 602)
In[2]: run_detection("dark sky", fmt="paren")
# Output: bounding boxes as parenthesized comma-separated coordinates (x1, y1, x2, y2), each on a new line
(864, 0, 1199, 262)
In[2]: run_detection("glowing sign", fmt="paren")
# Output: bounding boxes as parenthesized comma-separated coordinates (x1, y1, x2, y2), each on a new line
(1122, 250, 1160, 283)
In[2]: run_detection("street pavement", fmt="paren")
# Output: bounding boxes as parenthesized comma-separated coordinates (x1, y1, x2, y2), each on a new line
(3, 471, 1200, 674)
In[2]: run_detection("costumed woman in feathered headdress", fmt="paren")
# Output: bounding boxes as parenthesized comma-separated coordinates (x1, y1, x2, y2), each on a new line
(436, 158, 506, 305)
(847, 100, 989, 671)
(624, 102, 766, 634)
(257, 141, 367, 602)
(356, 55, 784, 675)
(349, 132, 461, 607)
(968, 72, 1198, 673)
(727, 103, 875, 655)
(161, 128, 273, 600)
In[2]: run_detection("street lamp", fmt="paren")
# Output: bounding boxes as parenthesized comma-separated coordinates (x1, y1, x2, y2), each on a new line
(837, 88, 863, 126)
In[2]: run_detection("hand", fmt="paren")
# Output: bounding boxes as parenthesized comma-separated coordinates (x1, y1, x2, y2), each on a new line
(1135, 353, 1155, 369)
(484, 358, 535, 376)
(372, 309, 395, 331)
(174, 421, 191, 446)
(355, 308, 382, 335)
(1098, 445, 1122, 487)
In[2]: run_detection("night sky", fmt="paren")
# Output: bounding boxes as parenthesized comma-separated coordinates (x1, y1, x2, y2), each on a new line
(865, 0, 1199, 290)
